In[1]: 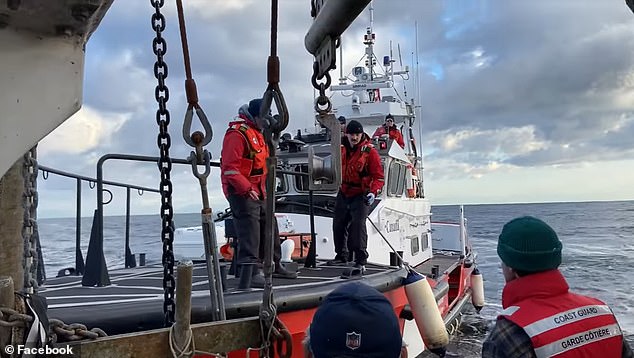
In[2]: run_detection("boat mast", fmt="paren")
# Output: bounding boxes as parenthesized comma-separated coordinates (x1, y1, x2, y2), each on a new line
(365, 1, 376, 81)
(339, 35, 346, 85)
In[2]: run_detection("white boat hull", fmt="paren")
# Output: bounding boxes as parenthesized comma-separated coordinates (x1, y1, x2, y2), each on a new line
(173, 197, 434, 268)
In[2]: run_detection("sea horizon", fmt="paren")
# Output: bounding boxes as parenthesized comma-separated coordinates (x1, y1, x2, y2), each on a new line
(37, 198, 634, 220)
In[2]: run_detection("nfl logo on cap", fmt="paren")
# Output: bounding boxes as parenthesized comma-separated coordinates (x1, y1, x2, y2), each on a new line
(346, 332, 361, 350)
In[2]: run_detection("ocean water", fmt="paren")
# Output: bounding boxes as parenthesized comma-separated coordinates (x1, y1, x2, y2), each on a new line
(431, 201, 634, 356)
(36, 200, 634, 356)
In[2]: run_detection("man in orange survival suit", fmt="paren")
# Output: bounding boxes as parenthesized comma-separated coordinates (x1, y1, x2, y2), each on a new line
(329, 120, 385, 272)
(372, 114, 404, 148)
(221, 98, 297, 289)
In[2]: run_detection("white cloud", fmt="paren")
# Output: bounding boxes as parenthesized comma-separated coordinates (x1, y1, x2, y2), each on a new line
(85, 49, 155, 112)
(424, 156, 516, 181)
(39, 106, 129, 155)
(186, 0, 256, 19)
(429, 125, 548, 157)
(29, 0, 634, 214)
(426, 159, 634, 205)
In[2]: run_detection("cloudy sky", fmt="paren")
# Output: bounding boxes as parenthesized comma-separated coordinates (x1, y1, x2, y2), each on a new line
(35, 0, 634, 218)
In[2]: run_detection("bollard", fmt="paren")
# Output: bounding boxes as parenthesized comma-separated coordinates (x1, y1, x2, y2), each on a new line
(173, 261, 193, 357)
(139, 253, 146, 267)
(431, 264, 440, 279)
(389, 252, 397, 266)
(389, 251, 404, 267)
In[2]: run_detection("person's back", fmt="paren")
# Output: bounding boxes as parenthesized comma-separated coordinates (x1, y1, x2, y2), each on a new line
(482, 216, 632, 357)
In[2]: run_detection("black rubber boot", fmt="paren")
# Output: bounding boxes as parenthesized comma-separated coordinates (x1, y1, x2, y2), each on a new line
(238, 264, 254, 289)
(326, 256, 348, 266)
(273, 262, 298, 279)
(250, 268, 265, 288)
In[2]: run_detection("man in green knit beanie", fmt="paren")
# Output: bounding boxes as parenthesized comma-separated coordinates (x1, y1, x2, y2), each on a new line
(482, 216, 632, 358)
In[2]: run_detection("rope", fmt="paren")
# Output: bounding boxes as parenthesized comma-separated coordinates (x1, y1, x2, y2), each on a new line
(168, 325, 194, 358)
(176, 0, 193, 82)
(366, 217, 414, 274)
(175, 0, 223, 323)
(175, 0, 198, 106)
(168, 323, 231, 357)
(258, 1, 289, 356)
(260, 0, 288, 134)
(269, 0, 279, 58)
(176, 0, 212, 149)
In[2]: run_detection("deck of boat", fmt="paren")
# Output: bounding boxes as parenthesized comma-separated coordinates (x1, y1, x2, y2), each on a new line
(40, 254, 462, 335)
(416, 252, 463, 277)
(41, 261, 408, 335)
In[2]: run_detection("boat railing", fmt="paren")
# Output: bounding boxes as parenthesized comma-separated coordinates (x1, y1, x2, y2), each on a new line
(43, 153, 331, 287)
(75, 154, 221, 286)
(38, 164, 161, 277)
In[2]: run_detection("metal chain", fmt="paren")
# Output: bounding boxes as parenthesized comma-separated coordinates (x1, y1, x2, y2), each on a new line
(259, 0, 289, 138)
(308, 0, 333, 116)
(271, 317, 292, 358)
(49, 318, 107, 342)
(0, 306, 32, 328)
(21, 146, 40, 294)
(1, 306, 106, 342)
(311, 63, 332, 115)
(150, 0, 176, 326)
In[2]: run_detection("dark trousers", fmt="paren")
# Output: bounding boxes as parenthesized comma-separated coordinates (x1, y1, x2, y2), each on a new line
(332, 191, 369, 265)
(227, 195, 281, 266)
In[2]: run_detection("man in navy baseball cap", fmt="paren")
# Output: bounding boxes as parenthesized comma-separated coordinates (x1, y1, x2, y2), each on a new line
(304, 281, 405, 358)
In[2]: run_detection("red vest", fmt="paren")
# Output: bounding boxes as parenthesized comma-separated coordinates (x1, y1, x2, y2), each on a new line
(500, 270, 623, 357)
(221, 119, 268, 196)
(340, 139, 374, 197)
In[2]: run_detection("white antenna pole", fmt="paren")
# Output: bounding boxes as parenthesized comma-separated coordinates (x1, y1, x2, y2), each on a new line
(339, 38, 345, 85)
(367, 1, 375, 80)
(390, 40, 394, 80)
(415, 21, 424, 168)
(369, 0, 374, 33)
(313, 86, 318, 128)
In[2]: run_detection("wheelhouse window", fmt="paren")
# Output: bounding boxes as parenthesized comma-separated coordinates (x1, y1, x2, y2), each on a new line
(293, 164, 310, 192)
(411, 235, 420, 255)
(276, 172, 287, 194)
(387, 161, 406, 197)
(421, 232, 430, 251)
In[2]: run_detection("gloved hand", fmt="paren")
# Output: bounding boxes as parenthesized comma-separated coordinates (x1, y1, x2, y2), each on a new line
(365, 192, 375, 206)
